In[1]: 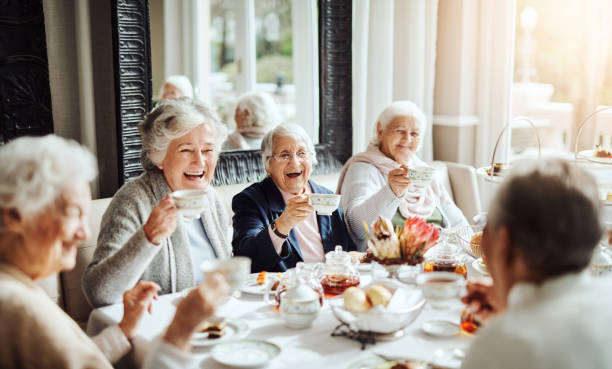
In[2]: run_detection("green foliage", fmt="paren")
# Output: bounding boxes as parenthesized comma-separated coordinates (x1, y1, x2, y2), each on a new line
(220, 55, 293, 84)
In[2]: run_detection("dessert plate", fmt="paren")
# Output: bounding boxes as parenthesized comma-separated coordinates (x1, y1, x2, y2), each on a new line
(240, 273, 267, 295)
(211, 340, 280, 368)
(191, 319, 249, 346)
(421, 320, 460, 337)
(579, 150, 612, 165)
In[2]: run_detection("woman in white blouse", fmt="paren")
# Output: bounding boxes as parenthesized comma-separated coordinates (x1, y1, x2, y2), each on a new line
(338, 101, 467, 250)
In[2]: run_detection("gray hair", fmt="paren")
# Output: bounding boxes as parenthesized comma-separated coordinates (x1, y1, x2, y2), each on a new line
(158, 74, 194, 99)
(487, 159, 603, 278)
(235, 91, 281, 129)
(260, 123, 317, 170)
(0, 135, 97, 226)
(371, 101, 427, 150)
(139, 98, 228, 171)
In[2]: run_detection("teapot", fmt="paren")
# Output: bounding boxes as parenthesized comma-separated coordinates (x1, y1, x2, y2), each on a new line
(264, 263, 323, 312)
(278, 274, 322, 329)
(423, 233, 467, 278)
(321, 246, 360, 296)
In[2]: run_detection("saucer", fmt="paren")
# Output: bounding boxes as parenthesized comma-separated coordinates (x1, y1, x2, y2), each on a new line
(472, 259, 489, 275)
(240, 273, 267, 295)
(211, 340, 280, 368)
(421, 320, 460, 337)
(191, 319, 249, 346)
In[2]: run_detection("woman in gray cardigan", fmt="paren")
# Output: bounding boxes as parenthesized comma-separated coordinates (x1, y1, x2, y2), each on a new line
(83, 98, 232, 307)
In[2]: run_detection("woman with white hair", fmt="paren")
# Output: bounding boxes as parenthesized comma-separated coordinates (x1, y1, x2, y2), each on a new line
(460, 159, 612, 369)
(338, 101, 467, 250)
(222, 91, 281, 151)
(83, 98, 231, 307)
(0, 135, 229, 369)
(159, 75, 194, 100)
(232, 123, 356, 272)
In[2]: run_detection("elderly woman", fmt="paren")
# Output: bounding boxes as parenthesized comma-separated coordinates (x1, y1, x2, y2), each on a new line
(338, 101, 467, 250)
(222, 91, 281, 151)
(159, 74, 194, 101)
(0, 135, 229, 369)
(83, 98, 230, 307)
(460, 159, 612, 368)
(232, 123, 356, 272)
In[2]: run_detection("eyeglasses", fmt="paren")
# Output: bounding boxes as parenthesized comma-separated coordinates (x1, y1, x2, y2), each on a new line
(270, 150, 310, 162)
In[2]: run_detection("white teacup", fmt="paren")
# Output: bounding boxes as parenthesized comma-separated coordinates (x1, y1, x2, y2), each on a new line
(309, 194, 341, 215)
(200, 257, 252, 292)
(408, 166, 436, 189)
(416, 271, 465, 309)
(172, 189, 208, 218)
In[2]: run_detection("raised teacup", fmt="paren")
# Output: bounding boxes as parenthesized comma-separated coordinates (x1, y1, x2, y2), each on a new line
(408, 166, 436, 189)
(200, 257, 251, 292)
(172, 189, 208, 218)
(310, 194, 341, 215)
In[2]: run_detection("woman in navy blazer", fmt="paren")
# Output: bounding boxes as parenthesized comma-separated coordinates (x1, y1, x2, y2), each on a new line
(232, 123, 356, 272)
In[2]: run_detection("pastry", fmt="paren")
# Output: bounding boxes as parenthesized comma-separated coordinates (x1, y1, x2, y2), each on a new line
(365, 285, 392, 307)
(205, 320, 226, 339)
(594, 144, 612, 158)
(470, 231, 483, 257)
(343, 286, 371, 312)
(256, 271, 267, 285)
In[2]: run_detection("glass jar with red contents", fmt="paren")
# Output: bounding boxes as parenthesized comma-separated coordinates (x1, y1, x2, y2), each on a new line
(321, 246, 360, 297)
(423, 236, 467, 278)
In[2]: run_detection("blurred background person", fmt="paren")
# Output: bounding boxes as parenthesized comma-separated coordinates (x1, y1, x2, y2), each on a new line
(222, 91, 281, 151)
(0, 135, 229, 369)
(159, 75, 194, 101)
(461, 159, 612, 369)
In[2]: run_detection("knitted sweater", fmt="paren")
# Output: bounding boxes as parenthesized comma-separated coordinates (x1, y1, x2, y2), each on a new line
(83, 169, 231, 307)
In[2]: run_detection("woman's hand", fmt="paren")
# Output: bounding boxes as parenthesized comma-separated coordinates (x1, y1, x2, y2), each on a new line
(143, 194, 178, 245)
(163, 273, 230, 351)
(275, 194, 314, 235)
(461, 278, 503, 323)
(388, 165, 412, 198)
(118, 281, 161, 339)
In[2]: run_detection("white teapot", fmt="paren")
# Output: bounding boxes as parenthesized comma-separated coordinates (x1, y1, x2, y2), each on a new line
(279, 275, 322, 329)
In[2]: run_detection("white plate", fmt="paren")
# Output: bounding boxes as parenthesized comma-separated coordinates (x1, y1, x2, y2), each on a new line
(190, 319, 249, 346)
(240, 273, 267, 295)
(579, 150, 612, 165)
(472, 259, 489, 275)
(422, 320, 460, 337)
(211, 340, 280, 368)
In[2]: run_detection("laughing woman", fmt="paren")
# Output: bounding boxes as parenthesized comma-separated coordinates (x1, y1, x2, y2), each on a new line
(232, 123, 356, 272)
(83, 98, 231, 307)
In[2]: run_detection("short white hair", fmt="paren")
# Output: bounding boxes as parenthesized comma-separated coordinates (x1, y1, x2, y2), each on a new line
(159, 75, 194, 99)
(235, 91, 281, 129)
(260, 123, 317, 170)
(139, 98, 228, 171)
(371, 101, 427, 149)
(0, 135, 97, 223)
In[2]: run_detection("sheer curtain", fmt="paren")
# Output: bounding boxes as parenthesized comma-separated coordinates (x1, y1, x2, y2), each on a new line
(352, 0, 439, 161)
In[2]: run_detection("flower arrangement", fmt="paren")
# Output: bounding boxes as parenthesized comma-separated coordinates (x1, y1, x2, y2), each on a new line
(364, 216, 440, 265)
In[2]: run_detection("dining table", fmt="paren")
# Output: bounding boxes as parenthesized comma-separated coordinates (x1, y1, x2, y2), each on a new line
(87, 263, 486, 369)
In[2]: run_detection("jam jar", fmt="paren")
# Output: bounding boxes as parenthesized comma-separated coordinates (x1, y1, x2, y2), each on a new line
(320, 246, 360, 296)
(423, 237, 468, 278)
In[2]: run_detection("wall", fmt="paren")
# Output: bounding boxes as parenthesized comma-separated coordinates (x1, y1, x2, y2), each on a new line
(43, 0, 118, 198)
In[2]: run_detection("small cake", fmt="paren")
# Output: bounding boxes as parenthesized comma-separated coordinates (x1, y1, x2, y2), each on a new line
(470, 232, 483, 258)
(594, 144, 612, 158)
(205, 320, 227, 339)
(256, 271, 267, 285)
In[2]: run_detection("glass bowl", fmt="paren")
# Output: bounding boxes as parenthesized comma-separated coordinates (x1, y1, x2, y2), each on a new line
(456, 225, 484, 259)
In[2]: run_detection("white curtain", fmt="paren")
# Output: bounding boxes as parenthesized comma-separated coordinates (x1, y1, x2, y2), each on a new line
(352, 0, 439, 162)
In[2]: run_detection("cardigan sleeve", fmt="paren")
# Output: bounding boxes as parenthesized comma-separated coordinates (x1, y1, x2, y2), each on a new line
(339, 162, 403, 250)
(82, 184, 162, 307)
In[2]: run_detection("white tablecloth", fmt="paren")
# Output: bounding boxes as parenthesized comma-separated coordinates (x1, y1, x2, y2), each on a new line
(87, 273, 478, 369)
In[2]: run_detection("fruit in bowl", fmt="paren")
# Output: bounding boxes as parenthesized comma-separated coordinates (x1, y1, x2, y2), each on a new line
(332, 280, 425, 334)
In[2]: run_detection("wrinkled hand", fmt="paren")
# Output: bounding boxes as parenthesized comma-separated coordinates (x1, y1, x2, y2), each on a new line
(118, 281, 160, 339)
(461, 278, 503, 323)
(275, 193, 314, 235)
(143, 194, 178, 245)
(388, 165, 412, 198)
(163, 273, 230, 351)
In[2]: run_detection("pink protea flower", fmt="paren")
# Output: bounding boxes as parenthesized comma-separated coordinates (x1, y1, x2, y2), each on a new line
(398, 216, 440, 264)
